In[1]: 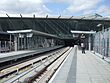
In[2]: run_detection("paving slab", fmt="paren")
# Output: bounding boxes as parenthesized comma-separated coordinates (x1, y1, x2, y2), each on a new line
(49, 46, 110, 83)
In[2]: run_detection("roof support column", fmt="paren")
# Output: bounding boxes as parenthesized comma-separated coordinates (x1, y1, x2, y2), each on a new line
(9, 34, 12, 51)
(14, 35, 17, 51)
(88, 34, 91, 51)
(24, 35, 26, 50)
(0, 41, 1, 53)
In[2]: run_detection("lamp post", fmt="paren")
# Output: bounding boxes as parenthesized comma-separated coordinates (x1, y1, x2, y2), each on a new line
(97, 23, 105, 59)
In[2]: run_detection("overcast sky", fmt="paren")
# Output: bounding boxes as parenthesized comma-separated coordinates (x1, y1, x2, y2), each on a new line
(0, 0, 110, 16)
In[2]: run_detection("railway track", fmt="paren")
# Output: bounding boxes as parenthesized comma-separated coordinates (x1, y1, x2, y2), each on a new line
(0, 46, 63, 71)
(0, 47, 70, 83)
(31, 47, 73, 83)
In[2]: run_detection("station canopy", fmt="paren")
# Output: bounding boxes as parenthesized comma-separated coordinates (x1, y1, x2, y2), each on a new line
(0, 13, 110, 39)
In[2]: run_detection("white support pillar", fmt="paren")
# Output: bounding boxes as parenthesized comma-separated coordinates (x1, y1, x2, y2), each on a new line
(5, 41, 7, 52)
(24, 36, 26, 50)
(27, 37, 29, 49)
(14, 36, 17, 51)
(18, 36, 19, 50)
(88, 35, 91, 51)
(20, 38, 23, 50)
(0, 41, 1, 52)
(9, 34, 11, 51)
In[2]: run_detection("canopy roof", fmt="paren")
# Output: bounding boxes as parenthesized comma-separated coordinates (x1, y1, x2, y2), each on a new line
(0, 13, 110, 39)
(7, 29, 60, 39)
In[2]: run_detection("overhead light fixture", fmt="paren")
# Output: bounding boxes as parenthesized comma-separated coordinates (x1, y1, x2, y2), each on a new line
(97, 24, 102, 27)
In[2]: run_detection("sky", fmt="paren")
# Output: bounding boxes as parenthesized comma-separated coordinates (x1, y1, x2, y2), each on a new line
(0, 0, 110, 17)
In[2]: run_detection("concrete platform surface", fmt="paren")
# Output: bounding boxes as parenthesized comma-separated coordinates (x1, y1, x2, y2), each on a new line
(0, 46, 63, 63)
(49, 46, 110, 83)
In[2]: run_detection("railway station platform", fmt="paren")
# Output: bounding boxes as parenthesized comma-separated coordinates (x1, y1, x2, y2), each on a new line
(0, 46, 63, 63)
(49, 46, 110, 83)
